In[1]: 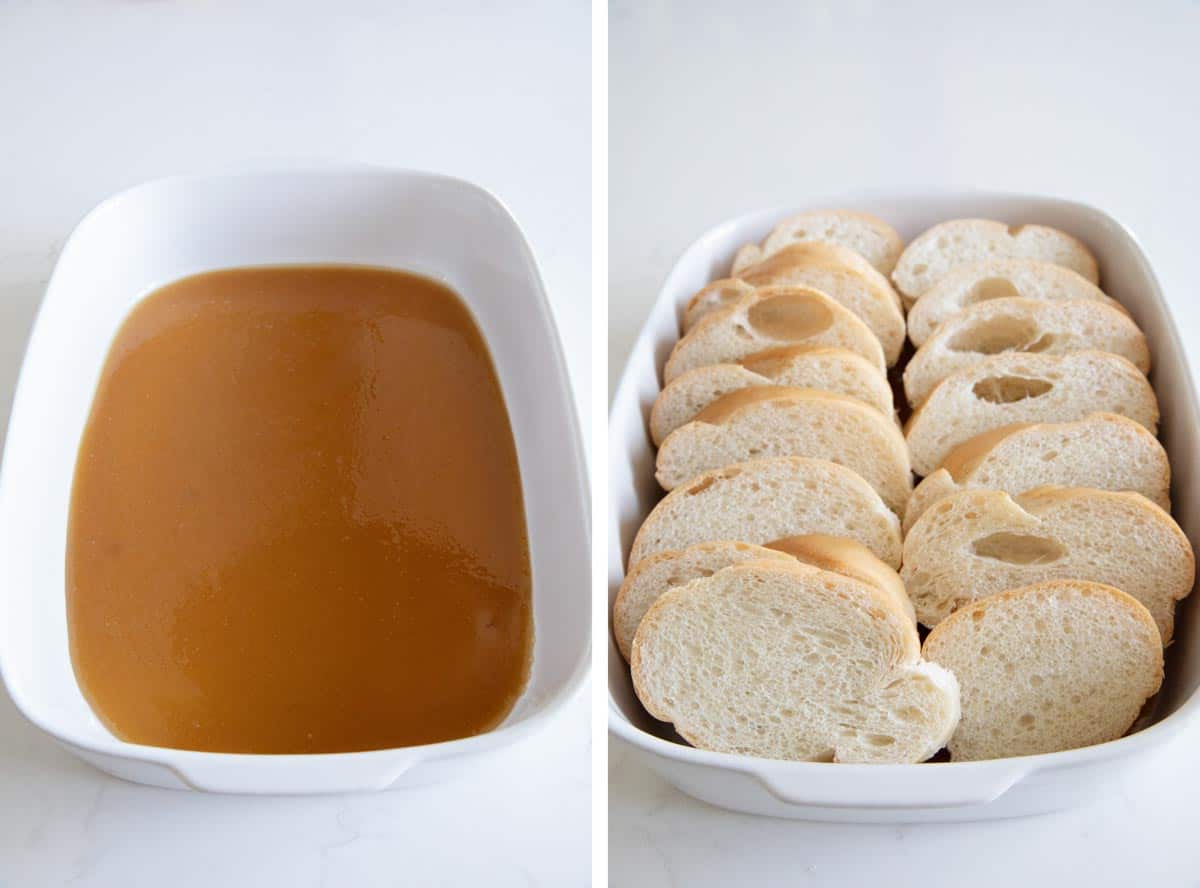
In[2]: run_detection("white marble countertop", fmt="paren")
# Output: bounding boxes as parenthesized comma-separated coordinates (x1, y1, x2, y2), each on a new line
(610, 1, 1200, 884)
(0, 2, 590, 885)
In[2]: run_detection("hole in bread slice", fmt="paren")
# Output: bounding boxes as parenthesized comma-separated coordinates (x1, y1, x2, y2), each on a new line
(746, 292, 834, 339)
(971, 532, 1067, 565)
(947, 316, 1059, 356)
(964, 276, 1022, 306)
(971, 375, 1054, 404)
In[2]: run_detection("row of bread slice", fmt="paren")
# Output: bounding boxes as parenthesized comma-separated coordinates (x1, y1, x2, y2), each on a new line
(729, 211, 1098, 308)
(888, 220, 1181, 757)
(621, 523, 1165, 762)
(652, 346, 1162, 513)
(640, 215, 927, 758)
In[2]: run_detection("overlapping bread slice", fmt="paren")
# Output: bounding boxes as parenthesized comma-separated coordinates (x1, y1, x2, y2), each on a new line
(628, 456, 902, 567)
(923, 580, 1163, 761)
(730, 209, 903, 277)
(907, 258, 1125, 347)
(655, 387, 912, 512)
(612, 541, 794, 661)
(685, 244, 905, 364)
(900, 486, 1195, 641)
(612, 534, 912, 662)
(892, 219, 1099, 306)
(905, 350, 1158, 476)
(630, 556, 960, 763)
(664, 285, 885, 383)
(649, 345, 893, 445)
(903, 297, 1150, 406)
(903, 413, 1170, 533)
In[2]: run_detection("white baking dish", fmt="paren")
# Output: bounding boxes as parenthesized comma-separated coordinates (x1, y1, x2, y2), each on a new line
(0, 167, 589, 794)
(609, 190, 1200, 822)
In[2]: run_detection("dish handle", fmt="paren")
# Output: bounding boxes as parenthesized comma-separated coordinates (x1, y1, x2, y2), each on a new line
(750, 764, 1029, 811)
(167, 753, 419, 795)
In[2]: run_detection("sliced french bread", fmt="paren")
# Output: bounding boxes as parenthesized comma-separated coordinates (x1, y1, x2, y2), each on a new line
(612, 534, 908, 663)
(664, 286, 885, 383)
(764, 534, 916, 624)
(682, 278, 758, 331)
(907, 258, 1125, 347)
(612, 541, 793, 662)
(630, 558, 959, 763)
(739, 242, 904, 311)
(627, 456, 903, 567)
(730, 209, 903, 277)
(903, 297, 1150, 406)
(923, 580, 1163, 761)
(655, 387, 912, 513)
(904, 350, 1158, 476)
(903, 413, 1170, 533)
(686, 243, 905, 364)
(900, 486, 1194, 641)
(648, 345, 893, 445)
(892, 219, 1099, 305)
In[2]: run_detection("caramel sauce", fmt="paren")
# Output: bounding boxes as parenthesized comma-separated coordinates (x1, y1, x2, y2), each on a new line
(67, 266, 532, 753)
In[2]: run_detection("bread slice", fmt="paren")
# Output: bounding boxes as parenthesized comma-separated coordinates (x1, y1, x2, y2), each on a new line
(903, 298, 1150, 406)
(648, 346, 893, 445)
(655, 387, 912, 512)
(664, 286, 885, 383)
(687, 243, 905, 365)
(691, 249, 901, 334)
(764, 534, 915, 624)
(628, 456, 902, 567)
(900, 486, 1194, 641)
(892, 219, 1099, 305)
(730, 209, 903, 277)
(612, 534, 907, 662)
(923, 580, 1163, 761)
(903, 413, 1170, 533)
(904, 350, 1158, 476)
(630, 558, 959, 763)
(907, 258, 1125, 346)
(740, 242, 904, 311)
(612, 541, 793, 661)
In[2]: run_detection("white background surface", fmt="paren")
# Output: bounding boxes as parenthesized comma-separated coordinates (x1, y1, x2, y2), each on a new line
(610, 1, 1200, 885)
(0, 2, 590, 886)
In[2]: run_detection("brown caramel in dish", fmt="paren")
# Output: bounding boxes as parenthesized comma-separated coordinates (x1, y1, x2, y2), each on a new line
(67, 266, 532, 753)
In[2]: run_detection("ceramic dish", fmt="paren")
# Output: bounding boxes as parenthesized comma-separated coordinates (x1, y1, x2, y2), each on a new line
(0, 167, 590, 794)
(609, 190, 1200, 822)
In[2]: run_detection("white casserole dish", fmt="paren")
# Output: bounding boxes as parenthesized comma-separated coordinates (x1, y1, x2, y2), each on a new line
(609, 190, 1200, 822)
(0, 167, 590, 794)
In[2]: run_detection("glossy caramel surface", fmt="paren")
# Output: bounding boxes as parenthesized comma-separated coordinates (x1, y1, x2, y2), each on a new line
(67, 266, 532, 753)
